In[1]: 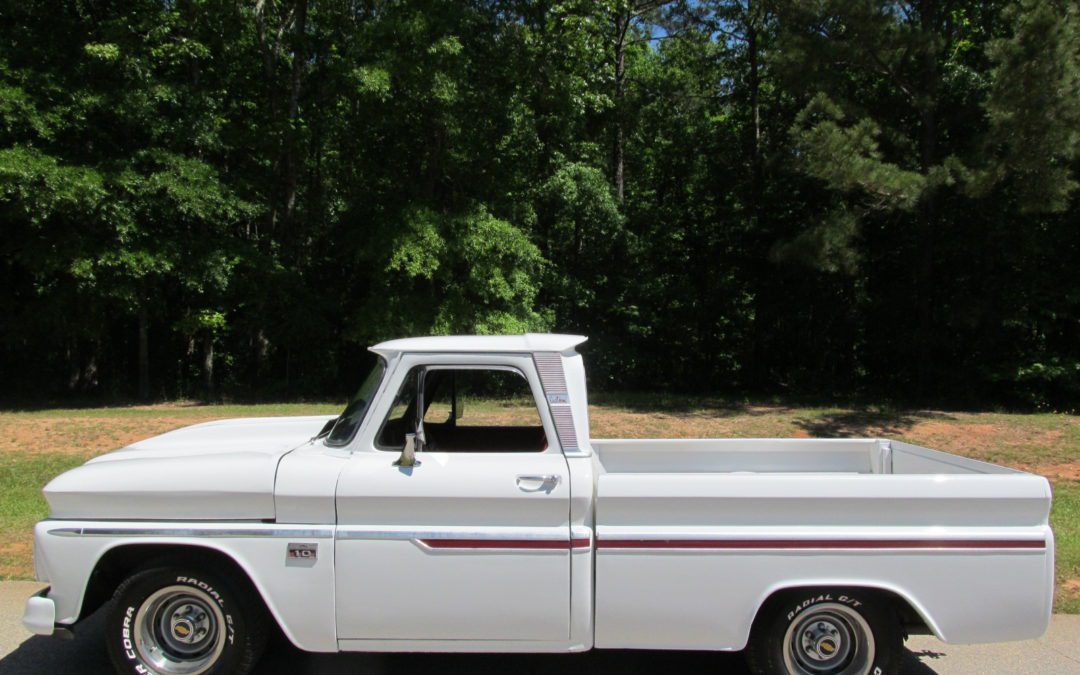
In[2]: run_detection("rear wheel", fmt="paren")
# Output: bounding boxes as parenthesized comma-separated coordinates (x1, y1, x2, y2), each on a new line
(105, 563, 268, 675)
(746, 589, 902, 675)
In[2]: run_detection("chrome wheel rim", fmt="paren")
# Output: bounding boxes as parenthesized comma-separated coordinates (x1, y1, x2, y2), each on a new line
(133, 585, 227, 675)
(782, 603, 875, 675)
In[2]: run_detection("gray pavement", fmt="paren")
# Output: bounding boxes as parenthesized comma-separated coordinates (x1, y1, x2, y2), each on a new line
(1, 581, 1077, 674)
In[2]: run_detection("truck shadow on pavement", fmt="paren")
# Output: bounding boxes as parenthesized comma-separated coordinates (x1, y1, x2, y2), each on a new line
(0, 610, 940, 675)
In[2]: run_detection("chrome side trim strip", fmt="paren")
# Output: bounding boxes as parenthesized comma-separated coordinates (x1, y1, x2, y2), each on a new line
(49, 524, 578, 543)
(335, 527, 569, 542)
(48, 526, 334, 539)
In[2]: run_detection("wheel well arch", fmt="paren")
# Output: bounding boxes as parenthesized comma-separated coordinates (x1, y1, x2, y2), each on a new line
(749, 583, 936, 642)
(78, 543, 270, 625)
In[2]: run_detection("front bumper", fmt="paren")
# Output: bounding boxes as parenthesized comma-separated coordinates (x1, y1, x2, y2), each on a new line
(21, 587, 70, 638)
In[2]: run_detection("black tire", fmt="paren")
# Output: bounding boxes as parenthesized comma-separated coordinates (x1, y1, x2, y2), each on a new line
(746, 588, 902, 675)
(105, 561, 268, 675)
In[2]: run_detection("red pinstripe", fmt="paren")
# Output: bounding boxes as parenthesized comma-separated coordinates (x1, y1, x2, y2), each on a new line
(595, 538, 1045, 550)
(413, 536, 1043, 551)
(418, 538, 592, 550)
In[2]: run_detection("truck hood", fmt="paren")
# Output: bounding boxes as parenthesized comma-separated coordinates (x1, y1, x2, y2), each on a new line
(43, 415, 336, 520)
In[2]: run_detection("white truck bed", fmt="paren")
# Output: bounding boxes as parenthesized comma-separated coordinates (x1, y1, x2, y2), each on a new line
(592, 438, 1054, 650)
(593, 437, 1024, 475)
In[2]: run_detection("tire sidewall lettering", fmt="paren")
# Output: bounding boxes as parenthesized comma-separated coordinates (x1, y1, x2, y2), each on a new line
(122, 605, 137, 660)
(785, 592, 864, 622)
(119, 605, 151, 674)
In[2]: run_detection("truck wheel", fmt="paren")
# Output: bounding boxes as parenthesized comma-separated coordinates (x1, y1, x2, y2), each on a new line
(105, 563, 268, 675)
(746, 589, 901, 675)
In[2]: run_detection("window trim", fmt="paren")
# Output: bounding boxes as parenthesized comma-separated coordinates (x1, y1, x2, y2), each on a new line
(324, 356, 388, 448)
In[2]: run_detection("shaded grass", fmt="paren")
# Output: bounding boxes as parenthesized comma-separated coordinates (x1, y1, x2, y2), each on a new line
(2, 402, 342, 419)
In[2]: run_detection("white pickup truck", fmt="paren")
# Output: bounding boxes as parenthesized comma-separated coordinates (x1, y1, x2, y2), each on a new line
(25, 334, 1055, 675)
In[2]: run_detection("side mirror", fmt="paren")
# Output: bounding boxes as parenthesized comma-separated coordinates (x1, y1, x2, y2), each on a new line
(394, 432, 422, 468)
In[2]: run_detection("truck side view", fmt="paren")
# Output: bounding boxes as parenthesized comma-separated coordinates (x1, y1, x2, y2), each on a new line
(24, 334, 1055, 675)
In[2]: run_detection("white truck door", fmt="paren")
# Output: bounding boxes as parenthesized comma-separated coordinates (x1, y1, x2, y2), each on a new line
(334, 356, 573, 643)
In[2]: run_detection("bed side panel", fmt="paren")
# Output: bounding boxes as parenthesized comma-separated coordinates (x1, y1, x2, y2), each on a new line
(594, 473, 1053, 650)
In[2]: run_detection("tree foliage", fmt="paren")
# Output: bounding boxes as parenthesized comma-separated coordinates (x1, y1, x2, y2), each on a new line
(0, 0, 1077, 407)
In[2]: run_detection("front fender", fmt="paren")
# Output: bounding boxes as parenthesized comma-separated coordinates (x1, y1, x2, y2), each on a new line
(32, 520, 337, 652)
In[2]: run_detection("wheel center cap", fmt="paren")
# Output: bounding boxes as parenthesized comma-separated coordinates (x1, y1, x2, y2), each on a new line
(172, 619, 195, 643)
(817, 637, 837, 657)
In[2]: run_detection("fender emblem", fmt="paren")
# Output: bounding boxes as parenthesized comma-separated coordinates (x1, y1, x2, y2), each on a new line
(287, 543, 317, 563)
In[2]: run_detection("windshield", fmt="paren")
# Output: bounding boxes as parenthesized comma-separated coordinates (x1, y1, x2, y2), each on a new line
(326, 358, 387, 446)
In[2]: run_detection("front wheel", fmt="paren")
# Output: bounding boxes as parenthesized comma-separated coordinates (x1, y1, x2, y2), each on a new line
(105, 563, 268, 675)
(746, 589, 902, 675)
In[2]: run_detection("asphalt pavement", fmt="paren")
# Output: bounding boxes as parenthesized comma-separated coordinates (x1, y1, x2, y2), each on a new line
(1, 581, 1077, 674)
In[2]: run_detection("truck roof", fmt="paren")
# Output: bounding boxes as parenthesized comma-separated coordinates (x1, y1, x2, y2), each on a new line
(370, 333, 587, 357)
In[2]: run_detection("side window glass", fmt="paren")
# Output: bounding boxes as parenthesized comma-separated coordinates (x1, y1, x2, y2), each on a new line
(375, 366, 548, 453)
(453, 369, 542, 429)
(423, 372, 453, 425)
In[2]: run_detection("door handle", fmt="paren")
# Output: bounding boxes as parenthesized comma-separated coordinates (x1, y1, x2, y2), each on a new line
(516, 474, 561, 491)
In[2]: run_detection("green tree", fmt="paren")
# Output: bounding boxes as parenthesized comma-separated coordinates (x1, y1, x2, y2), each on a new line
(0, 0, 1077, 407)
(981, 0, 1080, 211)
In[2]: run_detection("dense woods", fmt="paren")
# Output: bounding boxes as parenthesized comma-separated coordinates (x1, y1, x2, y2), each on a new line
(1, 0, 1078, 406)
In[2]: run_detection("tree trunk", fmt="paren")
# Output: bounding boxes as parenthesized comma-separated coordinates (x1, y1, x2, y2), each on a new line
(202, 332, 215, 400)
(915, 105, 937, 397)
(283, 0, 308, 227)
(256, 328, 270, 378)
(747, 0, 762, 211)
(254, 0, 296, 236)
(915, 0, 938, 398)
(67, 341, 80, 391)
(284, 347, 291, 393)
(613, 11, 628, 203)
(138, 306, 150, 401)
(83, 351, 98, 391)
(745, 0, 766, 385)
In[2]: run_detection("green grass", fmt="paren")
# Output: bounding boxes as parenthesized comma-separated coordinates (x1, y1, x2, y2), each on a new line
(0, 451, 94, 577)
(1051, 482, 1080, 614)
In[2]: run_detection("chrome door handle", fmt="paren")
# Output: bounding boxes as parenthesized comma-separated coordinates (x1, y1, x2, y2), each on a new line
(516, 474, 561, 491)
